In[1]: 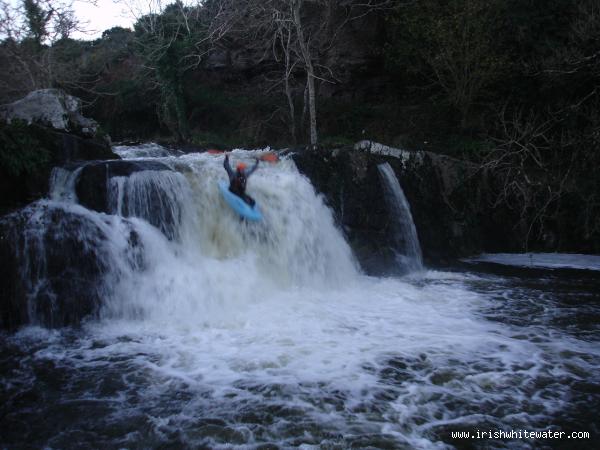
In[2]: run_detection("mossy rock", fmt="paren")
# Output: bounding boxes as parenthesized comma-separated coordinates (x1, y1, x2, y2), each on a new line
(0, 120, 117, 214)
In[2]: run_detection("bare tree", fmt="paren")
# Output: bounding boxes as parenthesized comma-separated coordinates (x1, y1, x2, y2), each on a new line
(271, 4, 298, 142)
(0, 0, 87, 103)
(397, 0, 505, 130)
(209, 0, 396, 147)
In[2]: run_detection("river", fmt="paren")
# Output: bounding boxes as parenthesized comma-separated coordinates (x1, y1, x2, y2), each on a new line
(1, 145, 598, 449)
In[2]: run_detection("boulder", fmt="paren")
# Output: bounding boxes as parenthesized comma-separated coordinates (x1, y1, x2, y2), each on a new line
(0, 89, 100, 136)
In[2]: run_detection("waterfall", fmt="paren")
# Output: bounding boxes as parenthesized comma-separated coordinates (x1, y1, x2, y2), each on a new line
(107, 170, 193, 240)
(112, 142, 173, 159)
(6, 146, 594, 450)
(49, 166, 83, 202)
(2, 147, 359, 327)
(377, 162, 423, 271)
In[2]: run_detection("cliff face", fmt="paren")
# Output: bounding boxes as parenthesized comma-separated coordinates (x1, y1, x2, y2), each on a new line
(199, 11, 387, 101)
(293, 141, 519, 270)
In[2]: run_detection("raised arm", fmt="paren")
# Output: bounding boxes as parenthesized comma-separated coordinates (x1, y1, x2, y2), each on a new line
(223, 154, 234, 178)
(245, 159, 260, 177)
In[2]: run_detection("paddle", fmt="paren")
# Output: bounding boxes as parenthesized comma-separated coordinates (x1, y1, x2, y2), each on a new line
(259, 152, 279, 163)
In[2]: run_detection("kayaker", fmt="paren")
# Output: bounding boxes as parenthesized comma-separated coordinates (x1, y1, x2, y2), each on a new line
(224, 154, 259, 206)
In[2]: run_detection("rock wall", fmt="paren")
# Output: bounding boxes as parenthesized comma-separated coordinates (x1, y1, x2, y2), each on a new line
(293, 141, 514, 269)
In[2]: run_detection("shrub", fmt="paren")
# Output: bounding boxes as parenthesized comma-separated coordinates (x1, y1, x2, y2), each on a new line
(0, 120, 50, 178)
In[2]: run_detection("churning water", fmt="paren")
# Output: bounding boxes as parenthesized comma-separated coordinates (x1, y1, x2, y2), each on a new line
(1, 145, 599, 449)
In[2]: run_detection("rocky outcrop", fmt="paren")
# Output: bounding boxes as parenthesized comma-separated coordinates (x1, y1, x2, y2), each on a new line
(0, 157, 181, 330)
(293, 141, 509, 269)
(0, 89, 99, 136)
(0, 90, 118, 215)
(0, 202, 140, 330)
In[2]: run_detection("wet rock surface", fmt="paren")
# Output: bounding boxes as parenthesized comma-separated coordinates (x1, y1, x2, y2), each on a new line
(293, 142, 509, 268)
(75, 160, 173, 214)
(0, 204, 128, 330)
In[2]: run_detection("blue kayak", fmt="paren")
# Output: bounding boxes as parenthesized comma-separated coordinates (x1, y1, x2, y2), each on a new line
(218, 180, 263, 221)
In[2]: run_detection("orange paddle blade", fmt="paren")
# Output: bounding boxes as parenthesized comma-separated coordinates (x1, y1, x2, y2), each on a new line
(260, 152, 279, 163)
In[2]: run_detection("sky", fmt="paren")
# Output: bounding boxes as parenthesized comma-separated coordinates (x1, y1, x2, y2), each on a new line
(73, 0, 197, 39)
(6, 0, 141, 40)
(6, 0, 196, 40)
(72, 0, 135, 39)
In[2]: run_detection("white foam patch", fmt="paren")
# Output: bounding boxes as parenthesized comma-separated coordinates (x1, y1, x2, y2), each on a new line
(463, 253, 600, 271)
(113, 143, 173, 159)
(12, 269, 599, 448)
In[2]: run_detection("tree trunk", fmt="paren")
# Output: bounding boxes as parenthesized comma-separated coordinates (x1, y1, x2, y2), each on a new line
(293, 0, 318, 148)
(160, 78, 190, 142)
(284, 74, 297, 144)
(306, 67, 317, 148)
(301, 80, 308, 133)
(283, 30, 297, 144)
(174, 81, 190, 141)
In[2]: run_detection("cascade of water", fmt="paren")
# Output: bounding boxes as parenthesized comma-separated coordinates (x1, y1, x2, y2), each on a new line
(107, 170, 193, 241)
(1, 200, 145, 327)
(49, 166, 83, 202)
(377, 162, 423, 271)
(112, 142, 172, 159)
(5, 146, 598, 450)
(5, 149, 359, 326)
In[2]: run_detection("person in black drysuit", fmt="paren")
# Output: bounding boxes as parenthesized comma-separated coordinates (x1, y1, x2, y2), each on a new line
(224, 154, 259, 206)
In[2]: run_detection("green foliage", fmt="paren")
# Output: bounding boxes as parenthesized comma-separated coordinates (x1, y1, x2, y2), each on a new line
(386, 0, 508, 129)
(319, 100, 371, 139)
(22, 0, 50, 45)
(185, 83, 283, 146)
(133, 1, 209, 141)
(381, 0, 600, 250)
(89, 77, 160, 139)
(101, 26, 132, 42)
(0, 120, 50, 177)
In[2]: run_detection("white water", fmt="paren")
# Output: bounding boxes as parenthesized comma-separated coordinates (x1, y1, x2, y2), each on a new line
(113, 142, 173, 159)
(24, 150, 360, 323)
(377, 162, 423, 271)
(107, 170, 193, 240)
(3, 146, 600, 448)
(465, 252, 600, 271)
(49, 165, 83, 202)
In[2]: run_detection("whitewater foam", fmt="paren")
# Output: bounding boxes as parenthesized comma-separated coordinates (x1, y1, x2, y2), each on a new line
(464, 253, 600, 271)
(2, 146, 599, 449)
